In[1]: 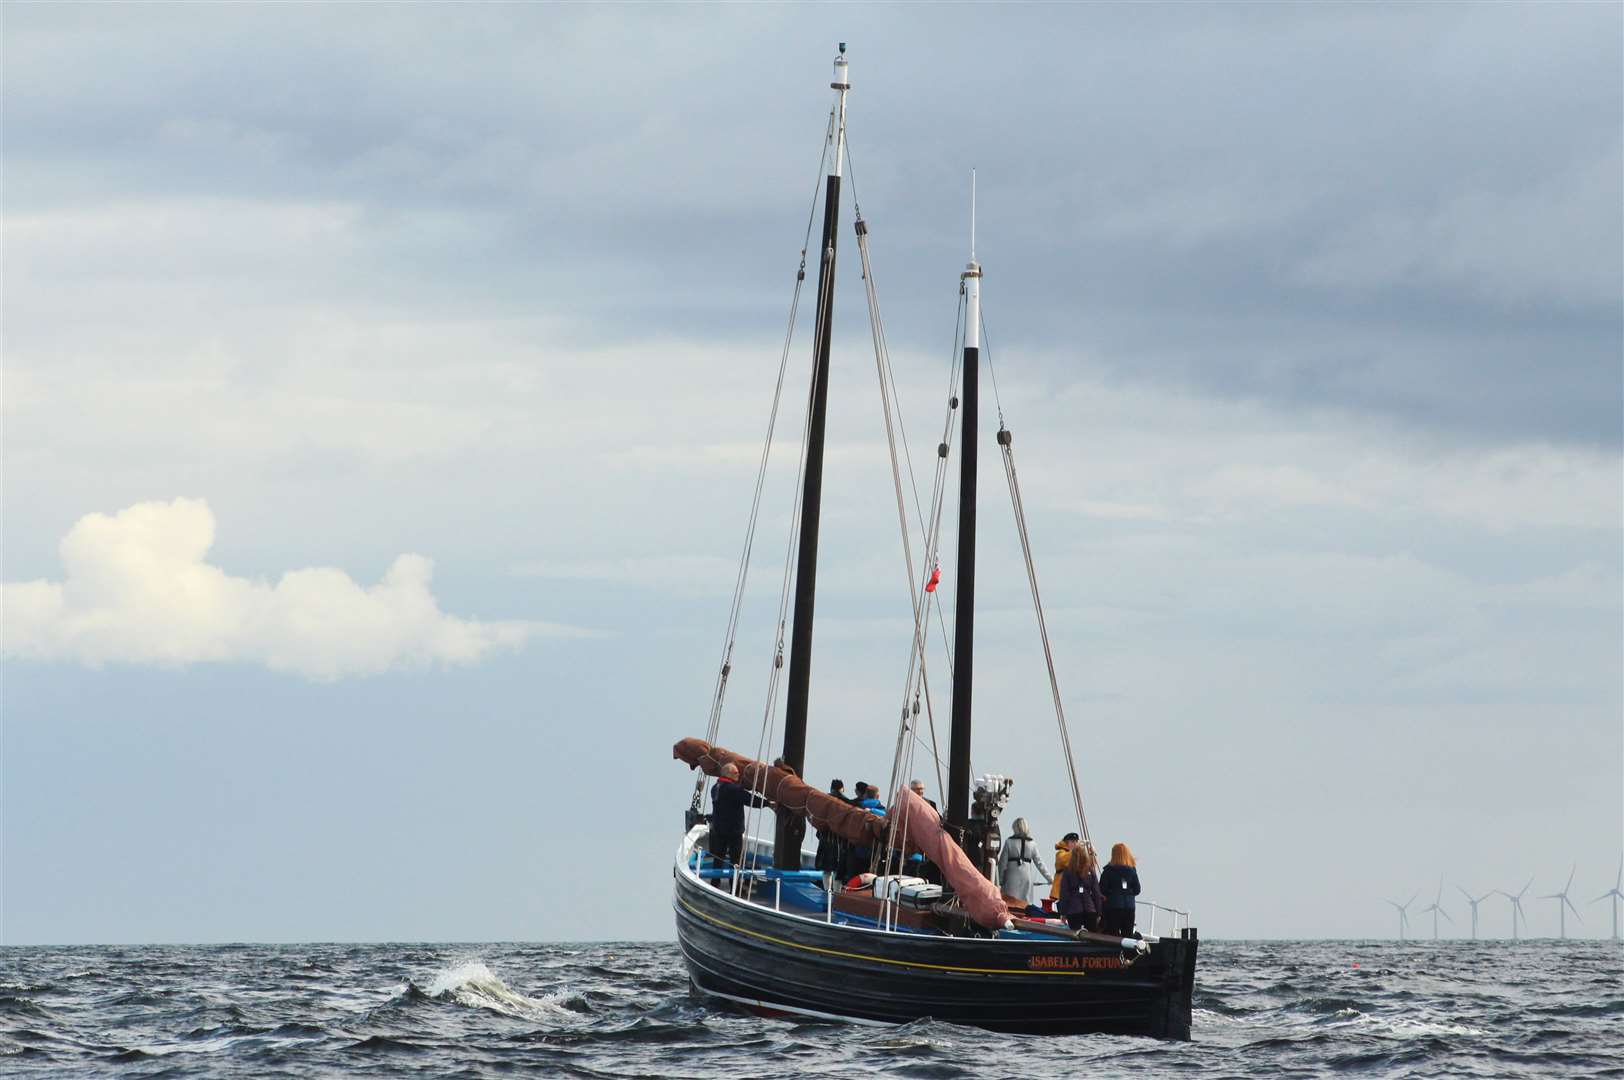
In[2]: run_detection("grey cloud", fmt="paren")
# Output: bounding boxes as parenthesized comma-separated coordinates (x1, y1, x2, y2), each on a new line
(6, 5, 1617, 449)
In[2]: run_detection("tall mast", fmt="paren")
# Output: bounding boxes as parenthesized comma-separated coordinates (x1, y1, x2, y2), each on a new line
(775, 44, 850, 868)
(946, 176, 981, 834)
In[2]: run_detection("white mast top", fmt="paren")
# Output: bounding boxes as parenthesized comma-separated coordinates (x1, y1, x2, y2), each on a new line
(830, 43, 850, 178)
(963, 171, 982, 349)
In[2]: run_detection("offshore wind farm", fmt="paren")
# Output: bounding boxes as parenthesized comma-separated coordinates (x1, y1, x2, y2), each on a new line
(1381, 858, 1624, 940)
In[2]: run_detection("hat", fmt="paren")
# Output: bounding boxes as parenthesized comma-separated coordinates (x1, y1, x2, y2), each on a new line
(830, 778, 845, 790)
(1062, 832, 1080, 843)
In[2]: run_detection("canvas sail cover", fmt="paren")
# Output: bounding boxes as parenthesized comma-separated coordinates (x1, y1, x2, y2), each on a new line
(673, 737, 888, 848)
(884, 783, 1011, 930)
(673, 737, 1011, 929)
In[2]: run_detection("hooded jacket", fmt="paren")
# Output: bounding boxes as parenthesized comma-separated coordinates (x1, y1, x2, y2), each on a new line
(1099, 862, 1141, 911)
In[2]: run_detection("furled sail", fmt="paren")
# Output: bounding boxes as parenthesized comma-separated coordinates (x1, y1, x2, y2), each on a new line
(885, 784, 1011, 930)
(674, 737, 887, 848)
(673, 737, 1011, 929)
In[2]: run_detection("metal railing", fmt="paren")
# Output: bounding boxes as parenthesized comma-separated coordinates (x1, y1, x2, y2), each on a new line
(1137, 899, 1190, 936)
(683, 828, 1192, 938)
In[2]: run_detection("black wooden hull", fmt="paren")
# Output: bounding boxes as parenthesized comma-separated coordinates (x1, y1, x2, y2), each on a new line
(673, 862, 1197, 1038)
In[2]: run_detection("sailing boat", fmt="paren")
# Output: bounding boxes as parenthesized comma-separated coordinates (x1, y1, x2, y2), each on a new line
(671, 45, 1198, 1039)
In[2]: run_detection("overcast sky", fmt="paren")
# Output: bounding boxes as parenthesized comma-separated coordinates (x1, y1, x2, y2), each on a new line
(3, 3, 1620, 945)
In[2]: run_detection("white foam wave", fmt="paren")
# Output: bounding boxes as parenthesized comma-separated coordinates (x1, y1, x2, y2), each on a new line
(1192, 1007, 1262, 1027)
(1194, 1004, 1486, 1041)
(1330, 1011, 1487, 1038)
(424, 961, 584, 1022)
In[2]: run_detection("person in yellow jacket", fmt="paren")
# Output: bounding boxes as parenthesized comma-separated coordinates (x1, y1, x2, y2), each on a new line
(1049, 832, 1080, 903)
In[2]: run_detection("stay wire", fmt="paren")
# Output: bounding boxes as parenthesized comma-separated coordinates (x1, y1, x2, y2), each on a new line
(853, 214, 947, 819)
(981, 311, 1092, 848)
(741, 105, 846, 867)
(740, 107, 847, 866)
(850, 140, 962, 814)
(695, 103, 838, 819)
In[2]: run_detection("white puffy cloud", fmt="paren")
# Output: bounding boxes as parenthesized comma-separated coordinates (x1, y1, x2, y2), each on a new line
(1, 498, 571, 679)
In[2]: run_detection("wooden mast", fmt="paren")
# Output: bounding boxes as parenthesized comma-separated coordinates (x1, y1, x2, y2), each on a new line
(947, 178, 982, 836)
(775, 44, 850, 869)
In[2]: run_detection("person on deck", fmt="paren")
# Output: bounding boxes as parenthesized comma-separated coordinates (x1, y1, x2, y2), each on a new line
(995, 817, 1051, 912)
(906, 780, 942, 884)
(846, 781, 886, 878)
(1057, 843, 1104, 932)
(815, 779, 849, 874)
(1099, 842, 1142, 937)
(1049, 832, 1079, 907)
(706, 763, 765, 878)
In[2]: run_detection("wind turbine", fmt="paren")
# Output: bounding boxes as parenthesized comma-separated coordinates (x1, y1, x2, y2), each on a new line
(1383, 892, 1418, 940)
(1419, 876, 1453, 940)
(1539, 865, 1584, 939)
(1593, 855, 1624, 941)
(1498, 877, 1533, 940)
(1456, 885, 1492, 940)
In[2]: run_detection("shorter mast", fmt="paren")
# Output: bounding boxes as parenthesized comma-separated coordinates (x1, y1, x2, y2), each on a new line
(946, 179, 981, 836)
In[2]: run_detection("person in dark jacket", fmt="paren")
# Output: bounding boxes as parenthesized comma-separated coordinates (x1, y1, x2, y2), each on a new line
(815, 779, 850, 873)
(1098, 842, 1141, 937)
(845, 781, 887, 878)
(707, 763, 765, 875)
(1056, 843, 1105, 932)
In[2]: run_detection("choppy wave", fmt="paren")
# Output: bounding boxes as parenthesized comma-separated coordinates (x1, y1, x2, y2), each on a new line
(0, 940, 1618, 1077)
(416, 960, 590, 1021)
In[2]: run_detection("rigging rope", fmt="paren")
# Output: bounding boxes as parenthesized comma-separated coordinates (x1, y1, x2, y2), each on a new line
(695, 103, 838, 825)
(854, 218, 945, 803)
(981, 311, 1093, 849)
(737, 102, 848, 870)
(845, 161, 975, 899)
(846, 151, 959, 890)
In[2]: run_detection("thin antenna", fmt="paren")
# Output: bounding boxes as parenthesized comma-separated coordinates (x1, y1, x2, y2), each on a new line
(970, 169, 977, 261)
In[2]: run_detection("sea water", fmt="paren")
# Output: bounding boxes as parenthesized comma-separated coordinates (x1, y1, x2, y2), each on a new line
(2, 939, 1619, 1077)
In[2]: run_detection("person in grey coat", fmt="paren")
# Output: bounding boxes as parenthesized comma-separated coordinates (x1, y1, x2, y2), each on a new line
(995, 817, 1051, 911)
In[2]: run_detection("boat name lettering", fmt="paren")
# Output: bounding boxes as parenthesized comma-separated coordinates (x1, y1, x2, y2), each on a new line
(1027, 955, 1122, 971)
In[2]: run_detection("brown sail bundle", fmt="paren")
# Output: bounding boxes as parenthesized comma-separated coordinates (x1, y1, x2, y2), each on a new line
(673, 737, 887, 848)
